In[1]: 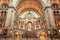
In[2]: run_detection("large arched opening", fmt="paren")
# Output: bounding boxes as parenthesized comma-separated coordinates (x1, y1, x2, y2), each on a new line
(13, 0, 46, 38)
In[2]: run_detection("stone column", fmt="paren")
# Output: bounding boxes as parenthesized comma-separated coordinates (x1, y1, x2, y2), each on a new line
(44, 11, 51, 29)
(46, 0, 51, 6)
(5, 8, 13, 28)
(5, 8, 13, 35)
(11, 9, 16, 29)
(9, 0, 13, 6)
(47, 8, 57, 29)
(46, 0, 56, 29)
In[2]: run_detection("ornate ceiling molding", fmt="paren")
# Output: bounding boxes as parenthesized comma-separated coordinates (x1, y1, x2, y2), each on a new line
(16, 0, 43, 15)
(0, 0, 9, 4)
(51, 0, 59, 4)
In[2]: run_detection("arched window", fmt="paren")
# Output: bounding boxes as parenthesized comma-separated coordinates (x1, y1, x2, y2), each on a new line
(4, 11, 7, 17)
(0, 20, 5, 27)
(1, 11, 3, 16)
(19, 10, 40, 19)
(52, 3, 59, 10)
(53, 10, 59, 16)
(0, 10, 7, 17)
(2, 3, 8, 9)
(0, 10, 7, 27)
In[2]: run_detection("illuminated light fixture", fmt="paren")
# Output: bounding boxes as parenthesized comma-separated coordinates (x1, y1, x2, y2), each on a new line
(10, 30, 13, 34)
(19, 26, 20, 29)
(59, 30, 60, 32)
(56, 21, 60, 27)
(0, 29, 2, 34)
(28, 28, 31, 31)
(29, 14, 31, 17)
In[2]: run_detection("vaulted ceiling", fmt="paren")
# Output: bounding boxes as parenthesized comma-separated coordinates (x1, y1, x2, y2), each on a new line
(16, 0, 43, 15)
(0, 0, 60, 15)
(0, 0, 9, 4)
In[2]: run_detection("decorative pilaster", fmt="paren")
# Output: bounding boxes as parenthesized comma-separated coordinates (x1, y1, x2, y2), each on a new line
(47, 8, 57, 29)
(44, 10, 51, 29)
(5, 8, 12, 28)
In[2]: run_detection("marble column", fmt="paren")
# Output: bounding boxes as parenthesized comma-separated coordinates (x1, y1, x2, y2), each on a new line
(5, 8, 13, 28)
(45, 0, 56, 29)
(47, 8, 57, 29)
(10, 8, 16, 29)
(44, 10, 51, 29)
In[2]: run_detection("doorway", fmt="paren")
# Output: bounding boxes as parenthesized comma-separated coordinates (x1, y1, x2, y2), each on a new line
(22, 31, 37, 38)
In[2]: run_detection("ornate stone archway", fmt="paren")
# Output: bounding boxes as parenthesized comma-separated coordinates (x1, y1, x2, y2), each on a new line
(13, 0, 46, 38)
(16, 0, 43, 15)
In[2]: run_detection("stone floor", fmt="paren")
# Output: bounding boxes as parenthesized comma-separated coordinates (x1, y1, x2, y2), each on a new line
(0, 37, 60, 40)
